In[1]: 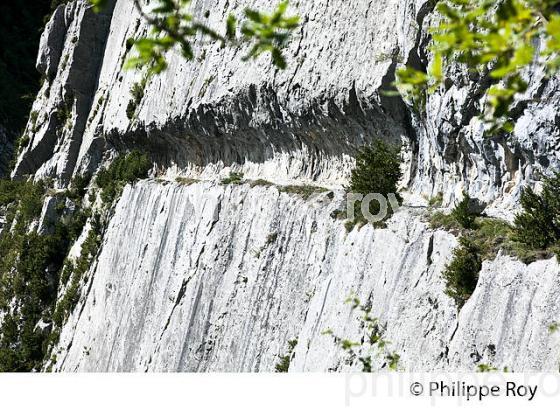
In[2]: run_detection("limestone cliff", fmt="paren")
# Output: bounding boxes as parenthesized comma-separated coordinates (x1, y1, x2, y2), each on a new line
(52, 181, 560, 371)
(2, 0, 560, 371)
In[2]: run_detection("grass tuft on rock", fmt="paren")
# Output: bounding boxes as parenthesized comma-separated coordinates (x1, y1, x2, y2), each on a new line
(428, 192, 443, 208)
(278, 184, 329, 200)
(220, 172, 244, 185)
(249, 179, 274, 188)
(175, 177, 199, 186)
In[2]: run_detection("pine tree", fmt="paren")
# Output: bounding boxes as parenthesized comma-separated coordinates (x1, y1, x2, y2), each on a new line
(452, 192, 478, 230)
(514, 173, 560, 249)
(443, 237, 482, 307)
(348, 140, 402, 225)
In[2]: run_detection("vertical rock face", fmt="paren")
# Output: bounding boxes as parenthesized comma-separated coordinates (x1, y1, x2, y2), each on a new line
(15, 0, 426, 186)
(12, 1, 115, 182)
(414, 65, 560, 219)
(53, 181, 560, 371)
(12, 1, 559, 203)
(3, 1, 560, 371)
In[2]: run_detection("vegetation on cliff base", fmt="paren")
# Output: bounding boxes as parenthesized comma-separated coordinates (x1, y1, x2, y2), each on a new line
(0, 149, 151, 371)
(433, 173, 560, 309)
(0, 179, 89, 371)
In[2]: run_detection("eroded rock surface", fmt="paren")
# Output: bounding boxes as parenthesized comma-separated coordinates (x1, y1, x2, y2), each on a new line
(2, 0, 559, 372)
(52, 181, 560, 371)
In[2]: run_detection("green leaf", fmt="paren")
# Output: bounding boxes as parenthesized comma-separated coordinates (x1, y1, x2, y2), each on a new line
(89, 0, 109, 13)
(226, 14, 237, 40)
(430, 51, 443, 81)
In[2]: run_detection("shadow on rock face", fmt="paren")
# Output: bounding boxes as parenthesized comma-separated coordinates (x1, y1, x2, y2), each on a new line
(102, 84, 409, 181)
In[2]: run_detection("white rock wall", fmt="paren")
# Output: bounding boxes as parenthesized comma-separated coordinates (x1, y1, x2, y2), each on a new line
(5, 0, 559, 372)
(13, 1, 559, 208)
(52, 181, 560, 371)
(12, 0, 115, 182)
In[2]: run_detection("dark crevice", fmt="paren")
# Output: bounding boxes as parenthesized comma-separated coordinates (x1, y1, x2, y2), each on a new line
(426, 233, 434, 266)
(158, 275, 195, 342)
(102, 83, 408, 179)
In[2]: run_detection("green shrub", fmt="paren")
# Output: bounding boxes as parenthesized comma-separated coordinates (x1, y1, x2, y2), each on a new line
(350, 140, 402, 198)
(266, 232, 278, 245)
(15, 134, 30, 154)
(60, 260, 75, 286)
(30, 111, 39, 132)
(175, 177, 198, 186)
(347, 140, 402, 226)
(56, 102, 72, 129)
(96, 151, 151, 205)
(125, 101, 136, 120)
(97, 151, 151, 185)
(131, 79, 147, 102)
(126, 77, 147, 120)
(0, 179, 44, 219)
(428, 192, 443, 208)
(220, 172, 244, 185)
(65, 209, 89, 242)
(249, 179, 274, 188)
(429, 211, 462, 232)
(514, 173, 560, 250)
(20, 182, 46, 221)
(0, 179, 24, 206)
(432, 211, 555, 265)
(443, 237, 482, 308)
(451, 192, 479, 229)
(68, 174, 92, 200)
